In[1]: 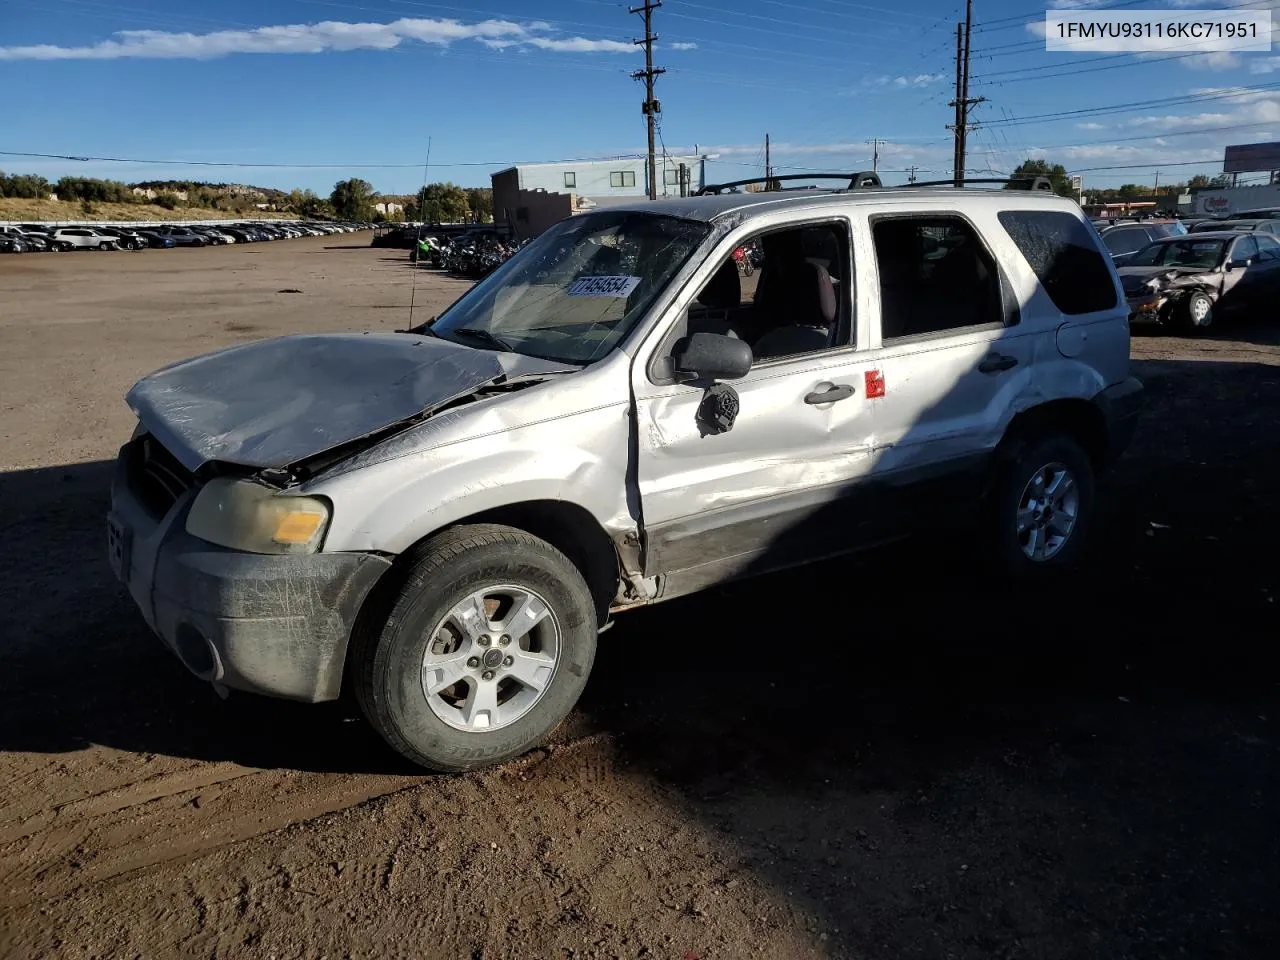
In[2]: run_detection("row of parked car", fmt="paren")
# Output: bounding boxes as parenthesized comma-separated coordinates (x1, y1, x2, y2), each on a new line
(1092, 207, 1280, 262)
(0, 220, 373, 253)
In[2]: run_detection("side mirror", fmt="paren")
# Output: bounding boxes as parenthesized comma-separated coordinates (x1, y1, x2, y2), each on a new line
(672, 332, 753, 382)
(1227, 259, 1249, 271)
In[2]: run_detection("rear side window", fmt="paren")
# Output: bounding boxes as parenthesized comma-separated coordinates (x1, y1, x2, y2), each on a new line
(998, 210, 1117, 315)
(1101, 227, 1149, 256)
(1232, 235, 1259, 262)
(1255, 235, 1280, 260)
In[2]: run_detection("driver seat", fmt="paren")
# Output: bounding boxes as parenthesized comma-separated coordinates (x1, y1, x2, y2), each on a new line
(752, 261, 836, 359)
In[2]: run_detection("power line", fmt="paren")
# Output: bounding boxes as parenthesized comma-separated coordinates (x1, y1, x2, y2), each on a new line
(973, 0, 1151, 31)
(982, 81, 1280, 127)
(1029, 119, 1280, 153)
(975, 51, 1205, 84)
(0, 148, 650, 169)
(973, 19, 1280, 84)
(752, 0, 951, 23)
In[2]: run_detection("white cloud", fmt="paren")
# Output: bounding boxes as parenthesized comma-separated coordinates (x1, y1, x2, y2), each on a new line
(526, 36, 632, 53)
(1180, 51, 1241, 71)
(0, 17, 634, 61)
(893, 73, 944, 87)
(864, 72, 943, 88)
(668, 41, 698, 51)
(1076, 122, 1107, 130)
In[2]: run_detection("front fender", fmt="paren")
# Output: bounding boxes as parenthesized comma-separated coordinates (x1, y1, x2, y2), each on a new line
(308, 402, 635, 555)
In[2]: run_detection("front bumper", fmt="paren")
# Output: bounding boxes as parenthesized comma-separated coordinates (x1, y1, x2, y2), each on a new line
(108, 448, 391, 702)
(1125, 293, 1167, 323)
(1094, 376, 1145, 463)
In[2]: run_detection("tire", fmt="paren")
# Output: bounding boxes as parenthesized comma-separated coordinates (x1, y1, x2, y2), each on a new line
(1170, 290, 1213, 333)
(98, 241, 111, 251)
(987, 432, 1096, 581)
(353, 523, 598, 773)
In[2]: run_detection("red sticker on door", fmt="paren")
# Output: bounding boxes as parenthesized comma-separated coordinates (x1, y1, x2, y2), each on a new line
(865, 369, 885, 398)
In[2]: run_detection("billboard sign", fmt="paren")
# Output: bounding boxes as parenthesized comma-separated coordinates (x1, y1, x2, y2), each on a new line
(1223, 142, 1280, 174)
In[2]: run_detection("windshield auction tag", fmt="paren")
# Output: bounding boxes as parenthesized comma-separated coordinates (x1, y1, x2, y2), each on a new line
(566, 275, 641, 298)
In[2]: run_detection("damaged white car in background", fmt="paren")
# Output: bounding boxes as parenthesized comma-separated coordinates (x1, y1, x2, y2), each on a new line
(1118, 231, 1280, 333)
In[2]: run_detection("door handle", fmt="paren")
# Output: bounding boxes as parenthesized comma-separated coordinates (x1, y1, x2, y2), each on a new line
(978, 353, 1018, 374)
(804, 383, 855, 404)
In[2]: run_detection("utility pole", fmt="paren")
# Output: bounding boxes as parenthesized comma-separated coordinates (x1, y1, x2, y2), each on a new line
(866, 138, 885, 173)
(630, 0, 664, 200)
(947, 0, 985, 186)
(907, 165, 918, 184)
(950, 24, 963, 187)
(1153, 170, 1160, 195)
(765, 132, 771, 189)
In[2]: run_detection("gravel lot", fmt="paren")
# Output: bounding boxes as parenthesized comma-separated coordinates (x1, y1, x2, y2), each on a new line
(1, 235, 1278, 959)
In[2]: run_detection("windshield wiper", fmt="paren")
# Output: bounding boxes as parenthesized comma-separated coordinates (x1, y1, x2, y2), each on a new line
(449, 327, 514, 352)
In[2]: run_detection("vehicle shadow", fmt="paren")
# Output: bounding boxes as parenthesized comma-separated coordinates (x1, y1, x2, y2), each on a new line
(578, 354, 1280, 957)
(0, 460, 409, 775)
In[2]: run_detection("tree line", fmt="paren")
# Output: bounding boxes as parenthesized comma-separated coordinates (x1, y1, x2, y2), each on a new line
(1007, 159, 1233, 203)
(325, 178, 492, 223)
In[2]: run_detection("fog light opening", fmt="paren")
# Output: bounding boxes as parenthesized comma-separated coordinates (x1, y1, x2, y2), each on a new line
(174, 624, 222, 682)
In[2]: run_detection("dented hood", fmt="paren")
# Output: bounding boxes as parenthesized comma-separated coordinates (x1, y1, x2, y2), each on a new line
(1116, 264, 1220, 295)
(126, 332, 574, 471)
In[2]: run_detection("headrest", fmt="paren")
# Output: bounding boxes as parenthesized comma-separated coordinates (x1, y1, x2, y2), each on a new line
(698, 259, 741, 309)
(787, 261, 836, 327)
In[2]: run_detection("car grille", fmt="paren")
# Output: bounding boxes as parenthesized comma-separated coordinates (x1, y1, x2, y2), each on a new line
(127, 433, 199, 518)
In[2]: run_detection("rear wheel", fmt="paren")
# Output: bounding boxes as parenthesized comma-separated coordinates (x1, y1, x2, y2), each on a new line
(353, 524, 598, 772)
(987, 433, 1095, 581)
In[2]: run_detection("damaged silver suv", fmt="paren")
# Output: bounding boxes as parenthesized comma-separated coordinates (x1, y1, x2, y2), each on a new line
(108, 173, 1143, 772)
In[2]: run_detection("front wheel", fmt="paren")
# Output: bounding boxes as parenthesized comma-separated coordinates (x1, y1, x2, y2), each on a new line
(353, 524, 598, 772)
(1170, 290, 1213, 333)
(987, 433, 1096, 581)
(98, 241, 111, 251)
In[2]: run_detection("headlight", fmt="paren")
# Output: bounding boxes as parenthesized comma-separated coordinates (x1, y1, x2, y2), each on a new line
(186, 478, 331, 555)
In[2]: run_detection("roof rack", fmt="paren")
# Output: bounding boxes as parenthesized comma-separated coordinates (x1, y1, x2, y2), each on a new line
(695, 171, 883, 196)
(905, 175, 1056, 192)
(695, 172, 1058, 196)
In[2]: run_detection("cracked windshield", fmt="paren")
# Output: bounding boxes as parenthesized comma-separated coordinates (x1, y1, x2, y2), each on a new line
(430, 211, 710, 364)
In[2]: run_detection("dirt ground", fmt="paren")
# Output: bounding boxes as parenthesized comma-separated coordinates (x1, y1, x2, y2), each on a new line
(1, 235, 1278, 959)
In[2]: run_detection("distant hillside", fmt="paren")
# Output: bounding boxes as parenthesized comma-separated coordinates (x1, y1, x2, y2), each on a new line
(129, 180, 290, 203)
(0, 197, 293, 223)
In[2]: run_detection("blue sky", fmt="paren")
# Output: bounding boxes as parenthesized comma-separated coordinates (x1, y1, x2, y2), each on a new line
(2, 0, 1279, 194)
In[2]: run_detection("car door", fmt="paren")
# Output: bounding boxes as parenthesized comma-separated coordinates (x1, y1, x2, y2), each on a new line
(631, 212, 884, 590)
(1247, 234, 1280, 299)
(1222, 235, 1263, 310)
(853, 206, 1045, 522)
